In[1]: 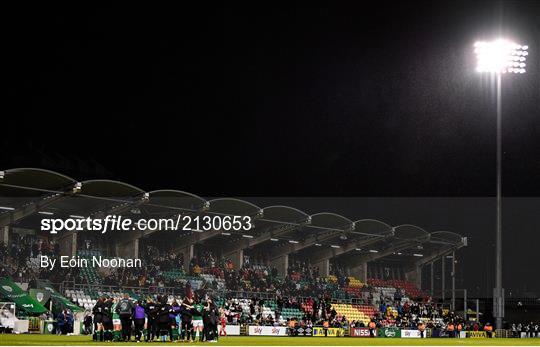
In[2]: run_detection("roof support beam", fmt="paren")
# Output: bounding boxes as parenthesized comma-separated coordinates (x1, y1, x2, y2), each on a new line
(413, 242, 465, 269)
(302, 233, 393, 263)
(355, 237, 430, 264)
(222, 224, 303, 257)
(267, 229, 352, 260)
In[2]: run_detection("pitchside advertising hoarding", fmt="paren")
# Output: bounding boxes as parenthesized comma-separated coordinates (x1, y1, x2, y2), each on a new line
(248, 326, 287, 336)
(401, 329, 422, 338)
(468, 331, 487, 338)
(223, 325, 241, 336)
(377, 327, 401, 338)
(350, 327, 373, 337)
(292, 326, 313, 336)
(312, 327, 345, 337)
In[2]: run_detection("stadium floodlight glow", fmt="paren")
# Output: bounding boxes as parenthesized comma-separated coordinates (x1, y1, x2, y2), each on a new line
(369, 249, 378, 253)
(355, 248, 362, 251)
(314, 243, 322, 247)
(0, 206, 15, 211)
(38, 211, 54, 215)
(474, 38, 529, 330)
(474, 39, 528, 74)
(221, 232, 231, 236)
(330, 245, 340, 248)
(270, 238, 279, 242)
(288, 240, 299, 244)
(242, 234, 254, 239)
(413, 253, 423, 257)
(397, 252, 402, 255)
(0, 171, 4, 179)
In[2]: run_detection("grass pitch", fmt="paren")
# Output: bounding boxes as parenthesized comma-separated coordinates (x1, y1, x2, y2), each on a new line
(0, 335, 539, 346)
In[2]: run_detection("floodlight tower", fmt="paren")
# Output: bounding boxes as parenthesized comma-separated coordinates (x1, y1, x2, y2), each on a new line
(474, 39, 528, 330)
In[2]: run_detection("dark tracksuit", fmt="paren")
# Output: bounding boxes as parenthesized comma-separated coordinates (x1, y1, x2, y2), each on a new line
(180, 305, 201, 341)
(116, 298, 135, 342)
(145, 302, 159, 341)
(156, 303, 172, 340)
(203, 305, 219, 341)
(92, 300, 105, 340)
(102, 300, 114, 341)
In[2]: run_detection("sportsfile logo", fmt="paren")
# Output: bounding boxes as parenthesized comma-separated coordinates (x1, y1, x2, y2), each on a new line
(40, 214, 252, 234)
(40, 215, 178, 234)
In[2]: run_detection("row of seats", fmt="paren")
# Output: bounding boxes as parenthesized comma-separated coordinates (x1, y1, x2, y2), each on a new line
(77, 250, 102, 283)
(66, 289, 97, 310)
(368, 278, 427, 299)
(347, 277, 364, 288)
(331, 303, 372, 325)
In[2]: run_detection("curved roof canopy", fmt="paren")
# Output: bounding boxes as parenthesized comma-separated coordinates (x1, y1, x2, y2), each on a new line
(146, 190, 207, 211)
(262, 205, 310, 224)
(310, 212, 354, 231)
(207, 198, 262, 216)
(0, 168, 77, 200)
(80, 179, 144, 198)
(1, 167, 465, 264)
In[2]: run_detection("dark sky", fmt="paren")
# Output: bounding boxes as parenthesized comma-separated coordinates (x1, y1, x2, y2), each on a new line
(3, 1, 540, 293)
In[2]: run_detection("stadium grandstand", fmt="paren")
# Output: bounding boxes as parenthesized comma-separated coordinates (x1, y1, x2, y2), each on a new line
(1, 168, 538, 341)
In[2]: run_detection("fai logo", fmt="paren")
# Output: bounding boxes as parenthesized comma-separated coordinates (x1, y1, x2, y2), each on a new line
(2, 286, 13, 292)
(37, 292, 44, 302)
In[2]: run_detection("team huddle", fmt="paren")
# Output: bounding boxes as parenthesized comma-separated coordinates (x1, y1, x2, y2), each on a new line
(91, 293, 223, 342)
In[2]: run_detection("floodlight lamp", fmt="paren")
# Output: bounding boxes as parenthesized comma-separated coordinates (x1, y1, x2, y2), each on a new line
(73, 182, 82, 193)
(141, 192, 150, 202)
(474, 39, 528, 74)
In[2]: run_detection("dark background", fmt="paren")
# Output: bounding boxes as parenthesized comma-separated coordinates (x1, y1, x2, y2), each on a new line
(3, 1, 540, 295)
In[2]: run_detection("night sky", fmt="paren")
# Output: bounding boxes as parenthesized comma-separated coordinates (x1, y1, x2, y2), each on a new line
(3, 2, 540, 294)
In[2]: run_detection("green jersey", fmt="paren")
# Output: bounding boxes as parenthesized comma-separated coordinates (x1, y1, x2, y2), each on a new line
(192, 303, 204, 320)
